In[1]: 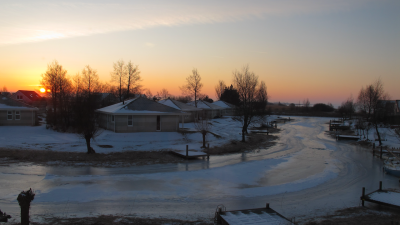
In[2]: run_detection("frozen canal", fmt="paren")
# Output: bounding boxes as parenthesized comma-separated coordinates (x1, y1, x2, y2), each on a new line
(1, 117, 399, 221)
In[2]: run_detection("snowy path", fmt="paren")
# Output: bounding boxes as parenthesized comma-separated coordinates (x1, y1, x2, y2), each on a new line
(1, 117, 400, 222)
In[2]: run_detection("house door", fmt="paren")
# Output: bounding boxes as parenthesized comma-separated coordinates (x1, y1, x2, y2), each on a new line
(156, 115, 161, 131)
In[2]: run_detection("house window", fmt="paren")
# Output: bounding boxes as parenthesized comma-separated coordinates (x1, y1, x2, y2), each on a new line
(156, 115, 161, 131)
(17, 95, 21, 100)
(7, 111, 12, 120)
(112, 115, 114, 122)
(128, 115, 133, 126)
(15, 111, 20, 120)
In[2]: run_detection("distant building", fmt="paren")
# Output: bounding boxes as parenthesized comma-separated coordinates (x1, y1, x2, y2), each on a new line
(0, 94, 38, 126)
(187, 100, 224, 119)
(12, 90, 46, 114)
(96, 96, 186, 132)
(12, 90, 42, 105)
(158, 98, 202, 123)
(213, 100, 236, 116)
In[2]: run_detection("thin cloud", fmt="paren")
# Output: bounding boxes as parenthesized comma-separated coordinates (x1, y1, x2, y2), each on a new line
(145, 42, 155, 47)
(0, 0, 372, 45)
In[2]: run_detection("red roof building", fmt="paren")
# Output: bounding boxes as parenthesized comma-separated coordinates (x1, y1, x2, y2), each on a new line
(13, 90, 42, 105)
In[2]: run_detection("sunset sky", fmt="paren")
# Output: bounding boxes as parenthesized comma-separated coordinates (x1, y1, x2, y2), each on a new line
(0, 0, 399, 106)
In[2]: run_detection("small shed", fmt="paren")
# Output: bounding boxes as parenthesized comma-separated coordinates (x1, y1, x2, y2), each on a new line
(158, 98, 202, 123)
(0, 95, 38, 126)
(96, 97, 187, 132)
(213, 100, 236, 116)
(187, 100, 224, 119)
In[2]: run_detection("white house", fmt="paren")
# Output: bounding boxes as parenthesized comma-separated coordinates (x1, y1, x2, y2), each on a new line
(96, 96, 187, 132)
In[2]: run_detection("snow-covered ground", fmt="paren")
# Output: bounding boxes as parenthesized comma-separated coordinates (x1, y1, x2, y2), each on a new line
(0, 115, 279, 153)
(2, 116, 400, 222)
(339, 119, 400, 149)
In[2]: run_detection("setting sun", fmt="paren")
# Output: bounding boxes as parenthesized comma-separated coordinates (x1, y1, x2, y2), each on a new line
(40, 88, 45, 93)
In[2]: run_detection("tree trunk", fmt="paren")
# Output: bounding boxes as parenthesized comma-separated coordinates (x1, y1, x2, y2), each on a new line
(202, 132, 206, 148)
(85, 134, 93, 154)
(20, 204, 29, 225)
(375, 123, 382, 146)
(242, 128, 246, 142)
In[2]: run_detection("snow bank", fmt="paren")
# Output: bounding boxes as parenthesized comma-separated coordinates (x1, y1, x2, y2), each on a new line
(0, 116, 279, 153)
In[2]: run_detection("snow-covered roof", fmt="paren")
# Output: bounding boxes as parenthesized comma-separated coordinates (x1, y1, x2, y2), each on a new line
(0, 96, 38, 110)
(159, 99, 202, 111)
(96, 98, 137, 113)
(213, 100, 236, 109)
(16, 90, 41, 101)
(96, 97, 186, 115)
(187, 100, 224, 110)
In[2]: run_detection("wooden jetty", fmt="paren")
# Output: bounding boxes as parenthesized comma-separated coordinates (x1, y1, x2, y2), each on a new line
(336, 135, 360, 141)
(361, 181, 400, 208)
(329, 120, 350, 131)
(215, 203, 294, 225)
(250, 130, 269, 134)
(169, 145, 209, 159)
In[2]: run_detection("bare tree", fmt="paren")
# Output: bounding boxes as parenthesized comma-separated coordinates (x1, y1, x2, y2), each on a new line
(256, 80, 268, 123)
(40, 60, 69, 126)
(215, 80, 226, 100)
(1, 86, 7, 92)
(82, 65, 99, 96)
(357, 79, 388, 145)
(338, 95, 356, 120)
(233, 65, 266, 142)
(144, 89, 153, 99)
(157, 88, 170, 99)
(73, 92, 102, 154)
(194, 112, 211, 148)
(74, 67, 102, 154)
(111, 60, 127, 102)
(180, 68, 203, 107)
(125, 61, 141, 99)
(303, 98, 310, 110)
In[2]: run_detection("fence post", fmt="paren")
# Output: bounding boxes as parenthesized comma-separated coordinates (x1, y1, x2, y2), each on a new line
(380, 146, 383, 159)
(379, 181, 382, 191)
(361, 187, 365, 206)
(186, 145, 188, 159)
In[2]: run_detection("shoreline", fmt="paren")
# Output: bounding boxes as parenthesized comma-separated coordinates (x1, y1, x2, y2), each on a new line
(0, 129, 280, 168)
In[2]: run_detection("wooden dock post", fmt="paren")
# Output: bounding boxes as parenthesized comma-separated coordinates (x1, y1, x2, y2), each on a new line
(379, 181, 382, 191)
(266, 203, 270, 209)
(217, 207, 222, 224)
(380, 146, 383, 159)
(207, 143, 210, 159)
(362, 187, 365, 206)
(186, 145, 188, 159)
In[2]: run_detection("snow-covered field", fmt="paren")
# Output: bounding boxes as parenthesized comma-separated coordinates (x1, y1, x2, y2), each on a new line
(0, 116, 279, 153)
